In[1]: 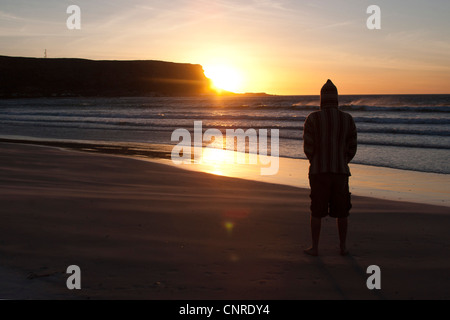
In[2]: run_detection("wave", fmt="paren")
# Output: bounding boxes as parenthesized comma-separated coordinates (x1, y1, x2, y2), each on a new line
(208, 103, 450, 113)
(289, 104, 450, 113)
(282, 137, 450, 150)
(352, 116, 450, 125)
(2, 120, 450, 150)
(3, 128, 447, 153)
(1, 95, 449, 113)
(2, 118, 450, 136)
(2, 112, 450, 126)
(341, 105, 450, 113)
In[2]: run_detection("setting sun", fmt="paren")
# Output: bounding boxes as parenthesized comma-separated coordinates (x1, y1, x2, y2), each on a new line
(204, 65, 243, 93)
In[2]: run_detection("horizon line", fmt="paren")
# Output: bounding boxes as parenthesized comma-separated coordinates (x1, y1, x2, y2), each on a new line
(2, 55, 449, 96)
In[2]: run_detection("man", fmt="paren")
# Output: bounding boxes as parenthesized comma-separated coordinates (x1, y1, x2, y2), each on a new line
(303, 79, 357, 256)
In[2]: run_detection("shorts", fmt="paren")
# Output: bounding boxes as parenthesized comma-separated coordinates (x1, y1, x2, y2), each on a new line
(309, 173, 352, 218)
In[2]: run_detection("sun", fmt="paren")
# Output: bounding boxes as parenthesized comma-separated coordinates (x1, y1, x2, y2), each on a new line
(204, 65, 243, 93)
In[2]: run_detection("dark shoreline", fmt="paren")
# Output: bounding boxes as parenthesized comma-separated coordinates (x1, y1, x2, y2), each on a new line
(0, 138, 174, 161)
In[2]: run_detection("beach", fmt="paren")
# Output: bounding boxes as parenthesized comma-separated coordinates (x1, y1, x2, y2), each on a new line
(0, 142, 449, 300)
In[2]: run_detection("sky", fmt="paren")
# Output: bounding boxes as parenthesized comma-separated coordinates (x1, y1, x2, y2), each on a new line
(1, 0, 449, 95)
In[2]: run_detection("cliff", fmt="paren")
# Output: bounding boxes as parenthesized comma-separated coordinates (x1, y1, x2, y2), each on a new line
(0, 55, 213, 98)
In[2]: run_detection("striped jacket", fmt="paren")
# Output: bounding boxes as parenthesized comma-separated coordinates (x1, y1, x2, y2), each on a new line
(303, 106, 357, 176)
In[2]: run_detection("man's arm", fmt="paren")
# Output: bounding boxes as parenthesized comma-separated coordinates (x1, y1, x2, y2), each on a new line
(303, 115, 315, 161)
(346, 117, 357, 163)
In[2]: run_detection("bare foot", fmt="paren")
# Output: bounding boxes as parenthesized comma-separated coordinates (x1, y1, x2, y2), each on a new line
(304, 247, 318, 256)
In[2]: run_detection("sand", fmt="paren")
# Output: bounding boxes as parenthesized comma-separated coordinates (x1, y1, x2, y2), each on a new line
(0, 142, 449, 300)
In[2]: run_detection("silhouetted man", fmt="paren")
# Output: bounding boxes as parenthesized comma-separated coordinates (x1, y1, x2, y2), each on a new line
(303, 79, 357, 256)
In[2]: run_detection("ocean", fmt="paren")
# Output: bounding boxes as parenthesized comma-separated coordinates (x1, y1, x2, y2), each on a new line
(0, 94, 449, 175)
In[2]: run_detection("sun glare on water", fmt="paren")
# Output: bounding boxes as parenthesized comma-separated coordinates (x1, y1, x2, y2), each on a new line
(204, 65, 243, 93)
(200, 147, 235, 176)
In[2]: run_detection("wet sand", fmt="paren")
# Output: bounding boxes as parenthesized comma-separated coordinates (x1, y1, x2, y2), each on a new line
(0, 142, 449, 299)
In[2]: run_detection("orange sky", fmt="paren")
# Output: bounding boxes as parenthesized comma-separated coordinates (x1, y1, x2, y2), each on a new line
(1, 0, 449, 94)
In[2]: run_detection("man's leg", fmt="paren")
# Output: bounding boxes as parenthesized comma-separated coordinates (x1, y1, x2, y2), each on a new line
(304, 216, 321, 256)
(305, 174, 329, 256)
(337, 217, 348, 256)
(330, 174, 351, 256)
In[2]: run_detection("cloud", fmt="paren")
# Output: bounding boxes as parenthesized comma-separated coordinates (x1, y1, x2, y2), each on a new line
(0, 10, 23, 21)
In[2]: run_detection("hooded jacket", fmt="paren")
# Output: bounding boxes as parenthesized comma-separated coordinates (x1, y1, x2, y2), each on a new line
(303, 80, 357, 175)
